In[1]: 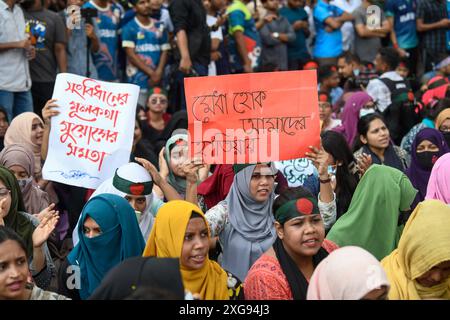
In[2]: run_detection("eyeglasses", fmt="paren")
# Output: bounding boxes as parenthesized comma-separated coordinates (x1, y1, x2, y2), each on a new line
(0, 188, 10, 198)
(150, 97, 168, 105)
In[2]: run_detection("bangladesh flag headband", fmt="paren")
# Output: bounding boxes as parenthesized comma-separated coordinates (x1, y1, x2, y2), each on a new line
(274, 197, 320, 225)
(112, 170, 153, 196)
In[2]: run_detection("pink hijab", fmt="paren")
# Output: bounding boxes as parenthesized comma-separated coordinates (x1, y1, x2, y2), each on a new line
(307, 246, 390, 300)
(425, 153, 450, 204)
(333, 92, 373, 148)
(4, 112, 43, 178)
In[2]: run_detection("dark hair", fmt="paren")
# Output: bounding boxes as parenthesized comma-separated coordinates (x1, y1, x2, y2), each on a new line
(0, 106, 8, 120)
(318, 64, 338, 82)
(272, 187, 314, 218)
(353, 113, 387, 151)
(378, 47, 400, 71)
(0, 226, 28, 256)
(321, 131, 359, 218)
(190, 211, 203, 219)
(338, 51, 361, 65)
(125, 286, 184, 300)
(397, 57, 409, 69)
(422, 98, 450, 120)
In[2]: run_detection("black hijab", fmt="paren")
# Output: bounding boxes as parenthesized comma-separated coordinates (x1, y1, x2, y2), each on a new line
(88, 257, 185, 300)
(273, 237, 328, 300)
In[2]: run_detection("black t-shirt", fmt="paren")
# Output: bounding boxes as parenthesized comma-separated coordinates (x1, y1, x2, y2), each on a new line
(169, 0, 211, 66)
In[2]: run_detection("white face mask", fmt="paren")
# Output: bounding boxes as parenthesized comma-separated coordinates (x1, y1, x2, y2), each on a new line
(17, 177, 33, 190)
(353, 68, 360, 77)
(359, 108, 376, 118)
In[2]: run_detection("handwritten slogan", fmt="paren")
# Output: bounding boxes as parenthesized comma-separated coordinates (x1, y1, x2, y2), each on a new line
(42, 73, 139, 188)
(185, 70, 320, 164)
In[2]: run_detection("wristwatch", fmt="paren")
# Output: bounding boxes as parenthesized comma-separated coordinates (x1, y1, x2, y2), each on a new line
(272, 32, 280, 39)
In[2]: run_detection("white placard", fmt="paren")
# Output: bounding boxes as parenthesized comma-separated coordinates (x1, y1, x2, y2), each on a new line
(42, 73, 139, 188)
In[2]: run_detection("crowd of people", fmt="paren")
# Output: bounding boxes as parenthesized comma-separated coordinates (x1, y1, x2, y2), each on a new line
(0, 0, 450, 300)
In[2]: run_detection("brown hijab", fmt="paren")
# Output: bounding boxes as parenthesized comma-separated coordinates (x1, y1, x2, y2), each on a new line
(0, 144, 49, 215)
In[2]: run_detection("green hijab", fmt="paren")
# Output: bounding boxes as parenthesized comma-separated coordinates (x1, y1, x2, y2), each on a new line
(0, 166, 34, 257)
(326, 164, 417, 261)
(165, 133, 188, 196)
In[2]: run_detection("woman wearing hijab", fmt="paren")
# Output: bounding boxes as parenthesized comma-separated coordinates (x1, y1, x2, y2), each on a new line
(163, 132, 189, 198)
(244, 187, 339, 300)
(4, 112, 44, 181)
(307, 246, 390, 300)
(381, 200, 450, 300)
(326, 164, 417, 261)
(353, 113, 409, 172)
(425, 153, 450, 205)
(435, 107, 450, 148)
(0, 144, 50, 215)
(58, 194, 145, 300)
(406, 128, 450, 210)
(0, 166, 57, 290)
(89, 257, 185, 300)
(143, 200, 239, 300)
(0, 107, 9, 152)
(333, 91, 374, 147)
(204, 163, 278, 282)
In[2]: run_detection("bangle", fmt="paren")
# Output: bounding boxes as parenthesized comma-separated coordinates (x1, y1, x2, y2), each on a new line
(319, 175, 331, 184)
(393, 43, 399, 49)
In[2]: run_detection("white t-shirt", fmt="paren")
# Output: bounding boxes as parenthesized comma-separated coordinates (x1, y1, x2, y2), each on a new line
(330, 0, 361, 51)
(206, 15, 223, 76)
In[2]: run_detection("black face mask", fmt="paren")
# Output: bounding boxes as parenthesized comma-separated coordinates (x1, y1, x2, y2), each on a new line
(441, 131, 450, 149)
(416, 151, 440, 170)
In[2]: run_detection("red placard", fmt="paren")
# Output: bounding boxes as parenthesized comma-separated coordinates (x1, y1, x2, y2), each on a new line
(185, 70, 320, 164)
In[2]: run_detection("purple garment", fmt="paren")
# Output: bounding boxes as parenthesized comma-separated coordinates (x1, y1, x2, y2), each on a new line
(406, 128, 450, 209)
(333, 91, 372, 148)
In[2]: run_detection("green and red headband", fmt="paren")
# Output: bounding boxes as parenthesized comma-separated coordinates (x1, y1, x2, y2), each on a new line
(148, 87, 168, 98)
(112, 170, 153, 196)
(274, 197, 320, 224)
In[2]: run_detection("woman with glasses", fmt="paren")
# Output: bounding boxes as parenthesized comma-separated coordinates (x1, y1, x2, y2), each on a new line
(203, 163, 279, 282)
(318, 91, 341, 132)
(0, 166, 58, 290)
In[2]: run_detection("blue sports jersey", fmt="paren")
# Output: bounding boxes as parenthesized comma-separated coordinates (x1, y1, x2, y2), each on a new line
(122, 17, 169, 90)
(83, 1, 122, 81)
(385, 0, 419, 50)
(313, 0, 344, 59)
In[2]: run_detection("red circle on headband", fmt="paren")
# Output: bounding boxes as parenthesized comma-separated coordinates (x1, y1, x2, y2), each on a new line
(296, 198, 313, 215)
(319, 94, 329, 102)
(330, 66, 337, 72)
(130, 184, 145, 195)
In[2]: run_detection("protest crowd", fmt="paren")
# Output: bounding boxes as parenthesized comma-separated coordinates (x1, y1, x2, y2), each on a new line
(1, 0, 450, 301)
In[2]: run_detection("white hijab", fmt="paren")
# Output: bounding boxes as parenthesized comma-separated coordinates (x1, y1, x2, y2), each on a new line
(72, 163, 156, 245)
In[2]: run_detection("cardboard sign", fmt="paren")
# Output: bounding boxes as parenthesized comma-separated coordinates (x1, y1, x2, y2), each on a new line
(185, 70, 320, 164)
(42, 73, 139, 188)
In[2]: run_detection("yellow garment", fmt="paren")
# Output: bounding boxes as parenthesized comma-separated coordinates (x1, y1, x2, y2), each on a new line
(381, 200, 450, 300)
(435, 108, 450, 129)
(143, 200, 229, 300)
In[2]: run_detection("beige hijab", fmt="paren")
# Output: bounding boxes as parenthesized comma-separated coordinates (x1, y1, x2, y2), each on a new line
(4, 112, 43, 178)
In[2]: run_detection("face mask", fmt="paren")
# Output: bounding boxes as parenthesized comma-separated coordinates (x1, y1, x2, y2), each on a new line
(441, 131, 450, 149)
(416, 151, 440, 170)
(17, 177, 33, 190)
(359, 108, 375, 118)
(353, 68, 360, 77)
